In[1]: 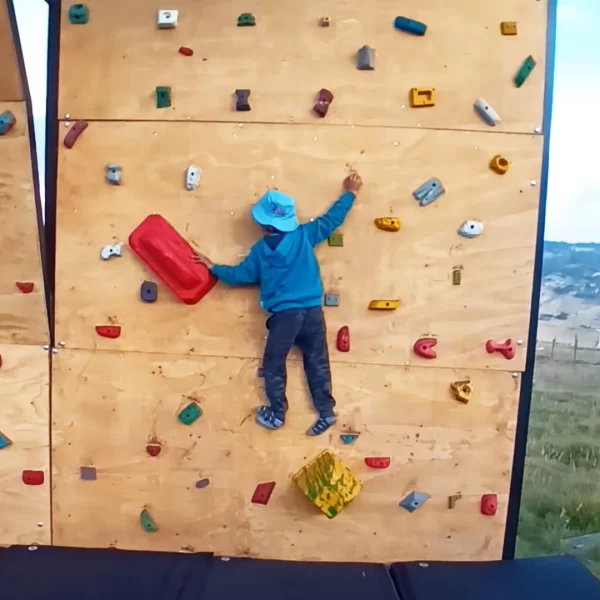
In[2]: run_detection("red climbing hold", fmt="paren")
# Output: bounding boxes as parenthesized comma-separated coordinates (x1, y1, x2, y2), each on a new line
(179, 46, 193, 56)
(63, 120, 88, 149)
(480, 493, 498, 516)
(413, 337, 437, 359)
(95, 325, 121, 339)
(251, 481, 276, 505)
(146, 443, 161, 457)
(129, 214, 217, 305)
(22, 470, 44, 485)
(364, 457, 390, 469)
(485, 339, 515, 360)
(16, 281, 34, 293)
(336, 326, 350, 352)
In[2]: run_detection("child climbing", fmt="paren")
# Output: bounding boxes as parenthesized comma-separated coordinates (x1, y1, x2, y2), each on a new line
(192, 172, 363, 436)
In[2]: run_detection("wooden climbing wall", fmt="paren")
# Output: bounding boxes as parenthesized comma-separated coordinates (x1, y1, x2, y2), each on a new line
(53, 0, 549, 561)
(0, 1, 50, 546)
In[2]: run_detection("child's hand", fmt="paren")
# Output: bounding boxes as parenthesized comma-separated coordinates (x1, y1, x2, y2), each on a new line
(343, 172, 362, 194)
(192, 250, 214, 268)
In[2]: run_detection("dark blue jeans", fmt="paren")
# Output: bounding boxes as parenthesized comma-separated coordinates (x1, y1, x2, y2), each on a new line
(262, 307, 335, 420)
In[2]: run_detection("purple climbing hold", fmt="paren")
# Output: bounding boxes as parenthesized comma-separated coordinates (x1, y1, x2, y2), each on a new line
(196, 478, 210, 489)
(80, 466, 97, 481)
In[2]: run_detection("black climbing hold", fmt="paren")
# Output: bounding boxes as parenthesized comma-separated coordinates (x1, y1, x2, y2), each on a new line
(235, 89, 251, 111)
(140, 281, 157, 303)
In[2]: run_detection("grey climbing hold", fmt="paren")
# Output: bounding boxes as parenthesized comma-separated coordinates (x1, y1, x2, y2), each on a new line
(457, 220, 484, 238)
(474, 98, 501, 126)
(412, 178, 445, 207)
(80, 466, 97, 481)
(100, 243, 123, 260)
(399, 491, 430, 513)
(356, 45, 375, 70)
(140, 281, 158, 303)
(105, 164, 121, 185)
(185, 165, 201, 191)
(324, 294, 339, 307)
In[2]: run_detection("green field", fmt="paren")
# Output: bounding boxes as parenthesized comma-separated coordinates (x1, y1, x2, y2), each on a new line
(516, 345, 600, 577)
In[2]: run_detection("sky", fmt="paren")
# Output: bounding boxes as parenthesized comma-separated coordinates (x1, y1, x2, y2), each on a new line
(12, 0, 599, 243)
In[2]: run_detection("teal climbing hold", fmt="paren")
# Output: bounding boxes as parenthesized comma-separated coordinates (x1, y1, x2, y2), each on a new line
(514, 55, 536, 88)
(68, 4, 89, 24)
(237, 13, 256, 26)
(155, 86, 171, 109)
(0, 431, 12, 449)
(140, 508, 158, 532)
(178, 402, 202, 425)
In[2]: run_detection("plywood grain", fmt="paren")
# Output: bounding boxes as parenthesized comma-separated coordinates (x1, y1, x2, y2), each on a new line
(0, 1, 23, 101)
(0, 344, 50, 546)
(55, 122, 540, 370)
(52, 349, 518, 561)
(0, 102, 48, 345)
(57, 0, 547, 132)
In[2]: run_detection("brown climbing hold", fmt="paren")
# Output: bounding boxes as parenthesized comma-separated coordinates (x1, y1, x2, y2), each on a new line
(16, 282, 34, 294)
(64, 120, 88, 149)
(450, 379, 472, 404)
(313, 88, 334, 118)
(146, 443, 161, 457)
(448, 493, 462, 509)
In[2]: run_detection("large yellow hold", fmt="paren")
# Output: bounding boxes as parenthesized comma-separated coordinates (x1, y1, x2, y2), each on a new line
(292, 450, 361, 518)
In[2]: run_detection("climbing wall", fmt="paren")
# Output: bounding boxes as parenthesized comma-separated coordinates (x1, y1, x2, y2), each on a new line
(52, 0, 548, 561)
(0, 0, 51, 546)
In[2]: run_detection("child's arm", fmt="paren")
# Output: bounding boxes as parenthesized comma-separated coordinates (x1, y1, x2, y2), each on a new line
(193, 246, 260, 286)
(304, 172, 363, 246)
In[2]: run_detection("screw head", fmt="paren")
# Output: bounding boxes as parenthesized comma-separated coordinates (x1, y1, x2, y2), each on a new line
(43, 345, 49, 351)
(64, 114, 70, 119)
(419, 562, 429, 568)
(37, 522, 43, 527)
(534, 127, 541, 134)
(512, 373, 519, 379)
(59, 341, 66, 347)
(517, 339, 523, 345)
(28, 546, 38, 552)
(530, 180, 537, 186)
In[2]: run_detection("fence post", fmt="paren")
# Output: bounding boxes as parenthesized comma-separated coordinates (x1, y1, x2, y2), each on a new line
(551, 337, 555, 359)
(573, 334, 578, 363)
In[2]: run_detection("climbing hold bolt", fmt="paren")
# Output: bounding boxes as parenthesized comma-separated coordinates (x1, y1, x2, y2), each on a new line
(452, 266, 463, 286)
(319, 17, 330, 27)
(22, 470, 44, 486)
(399, 491, 430, 513)
(0, 431, 12, 450)
(95, 325, 121, 339)
(178, 402, 202, 425)
(480, 493, 498, 516)
(501, 21, 517, 35)
(79, 466, 96, 481)
(374, 217, 400, 232)
(409, 88, 435, 108)
(100, 243, 123, 260)
(368, 300, 399, 310)
(336, 326, 350, 352)
(178, 46, 193, 56)
(393, 16, 427, 36)
(489, 155, 509, 175)
(327, 233, 343, 246)
(365, 457, 390, 469)
(251, 481, 276, 505)
(340, 433, 359, 445)
(474, 98, 501, 126)
(16, 282, 34, 294)
(356, 46, 375, 70)
(64, 120, 88, 148)
(514, 55, 536, 88)
(413, 337, 437, 359)
(324, 294, 339, 307)
(140, 508, 158, 532)
(313, 88, 334, 118)
(185, 165, 201, 190)
(140, 281, 158, 303)
(413, 177, 445, 207)
(196, 478, 210, 489)
(485, 339, 516, 360)
(450, 379, 472, 404)
(0, 110, 16, 135)
(256, 367, 264, 378)
(146, 443, 161, 457)
(105, 164, 121, 185)
(457, 220, 483, 238)
(237, 13, 256, 26)
(448, 493, 462, 509)
(155, 87, 171, 109)
(234, 89, 251, 111)
(157, 10, 178, 29)
(68, 4, 88, 24)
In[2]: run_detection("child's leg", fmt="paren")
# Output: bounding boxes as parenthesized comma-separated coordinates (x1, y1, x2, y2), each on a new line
(257, 309, 303, 430)
(295, 307, 337, 436)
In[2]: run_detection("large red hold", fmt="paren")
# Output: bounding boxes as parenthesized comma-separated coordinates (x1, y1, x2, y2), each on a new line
(481, 493, 498, 516)
(486, 339, 516, 360)
(129, 214, 217, 305)
(336, 326, 350, 352)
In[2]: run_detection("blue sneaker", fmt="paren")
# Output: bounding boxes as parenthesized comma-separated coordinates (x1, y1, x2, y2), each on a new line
(307, 415, 336, 436)
(255, 406, 284, 430)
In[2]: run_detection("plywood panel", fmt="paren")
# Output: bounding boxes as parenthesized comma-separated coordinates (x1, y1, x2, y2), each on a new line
(0, 344, 50, 546)
(57, 0, 547, 132)
(0, 102, 48, 345)
(0, 2, 23, 101)
(52, 349, 518, 561)
(55, 122, 540, 370)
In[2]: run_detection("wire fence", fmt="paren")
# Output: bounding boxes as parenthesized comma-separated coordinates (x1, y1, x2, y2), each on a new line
(536, 337, 600, 365)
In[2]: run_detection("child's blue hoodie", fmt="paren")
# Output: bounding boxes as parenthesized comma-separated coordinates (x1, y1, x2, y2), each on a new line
(210, 191, 355, 313)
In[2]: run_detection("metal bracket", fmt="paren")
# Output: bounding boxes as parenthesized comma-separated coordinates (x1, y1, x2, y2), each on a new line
(157, 9, 178, 29)
(356, 45, 375, 70)
(235, 89, 251, 111)
(185, 165, 201, 190)
(412, 177, 445, 206)
(105, 164, 121, 185)
(400, 491, 430, 513)
(100, 243, 123, 260)
(457, 220, 483, 238)
(474, 98, 501, 126)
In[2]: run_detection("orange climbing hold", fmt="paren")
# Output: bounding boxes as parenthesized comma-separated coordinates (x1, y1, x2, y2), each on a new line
(15, 281, 34, 293)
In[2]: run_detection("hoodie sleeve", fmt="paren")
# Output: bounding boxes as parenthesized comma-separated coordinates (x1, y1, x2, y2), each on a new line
(303, 191, 356, 246)
(209, 245, 260, 286)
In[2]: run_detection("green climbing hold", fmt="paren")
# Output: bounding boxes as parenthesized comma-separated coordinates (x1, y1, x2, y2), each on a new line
(140, 508, 158, 532)
(514, 55, 536, 88)
(178, 402, 202, 425)
(68, 4, 89, 24)
(155, 86, 171, 109)
(237, 13, 256, 26)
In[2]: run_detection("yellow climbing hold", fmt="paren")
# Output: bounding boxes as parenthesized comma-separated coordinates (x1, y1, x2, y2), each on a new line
(292, 450, 361, 519)
(450, 379, 473, 404)
(374, 217, 401, 232)
(368, 299, 400, 310)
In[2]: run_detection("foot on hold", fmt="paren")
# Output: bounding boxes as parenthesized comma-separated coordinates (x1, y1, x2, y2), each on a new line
(307, 415, 336, 436)
(255, 406, 284, 430)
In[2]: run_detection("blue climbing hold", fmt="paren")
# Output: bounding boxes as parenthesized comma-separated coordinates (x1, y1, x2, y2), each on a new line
(394, 16, 427, 36)
(0, 431, 12, 449)
(340, 434, 358, 445)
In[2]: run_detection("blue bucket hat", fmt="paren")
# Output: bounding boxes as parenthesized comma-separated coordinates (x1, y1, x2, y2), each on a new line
(250, 190, 299, 232)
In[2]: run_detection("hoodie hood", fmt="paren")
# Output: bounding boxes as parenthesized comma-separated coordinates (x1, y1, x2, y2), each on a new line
(261, 229, 303, 268)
